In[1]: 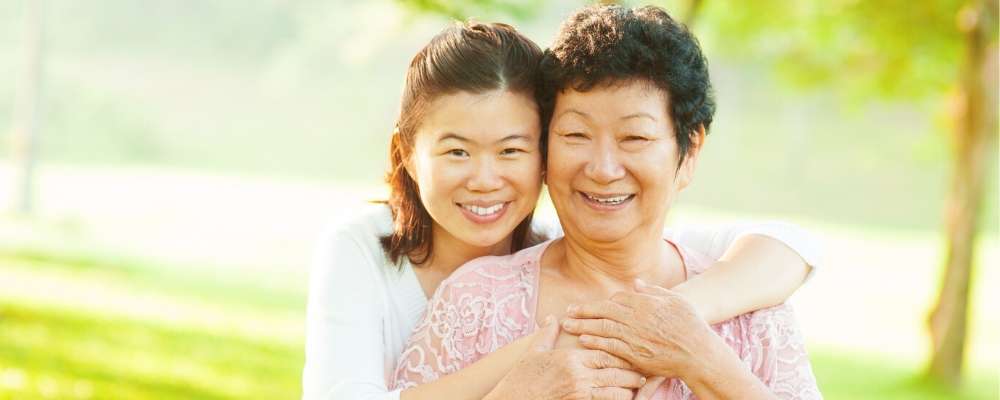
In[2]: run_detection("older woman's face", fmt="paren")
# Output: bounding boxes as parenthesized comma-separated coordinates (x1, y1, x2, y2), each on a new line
(546, 80, 700, 243)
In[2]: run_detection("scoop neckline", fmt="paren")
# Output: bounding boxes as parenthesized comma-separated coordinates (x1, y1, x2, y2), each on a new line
(529, 238, 691, 331)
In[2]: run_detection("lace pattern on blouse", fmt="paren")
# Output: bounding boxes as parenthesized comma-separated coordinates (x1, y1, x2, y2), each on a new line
(390, 241, 822, 399)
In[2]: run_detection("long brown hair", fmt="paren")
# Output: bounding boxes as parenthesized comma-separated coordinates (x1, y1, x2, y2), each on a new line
(380, 21, 544, 266)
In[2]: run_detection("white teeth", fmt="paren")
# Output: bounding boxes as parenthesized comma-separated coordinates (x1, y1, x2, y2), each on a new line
(462, 203, 505, 216)
(584, 193, 631, 205)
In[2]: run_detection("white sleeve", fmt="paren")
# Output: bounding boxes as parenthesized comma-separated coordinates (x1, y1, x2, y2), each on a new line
(302, 228, 402, 400)
(663, 221, 822, 280)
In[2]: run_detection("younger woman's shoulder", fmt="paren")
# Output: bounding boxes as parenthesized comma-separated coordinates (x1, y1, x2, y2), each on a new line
(313, 204, 394, 268)
(323, 203, 394, 239)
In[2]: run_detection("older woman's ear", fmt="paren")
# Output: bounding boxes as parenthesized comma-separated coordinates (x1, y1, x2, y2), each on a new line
(676, 124, 706, 190)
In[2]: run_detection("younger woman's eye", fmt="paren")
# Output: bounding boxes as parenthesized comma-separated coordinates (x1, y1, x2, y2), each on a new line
(563, 132, 587, 139)
(500, 148, 525, 156)
(624, 135, 650, 142)
(446, 149, 469, 158)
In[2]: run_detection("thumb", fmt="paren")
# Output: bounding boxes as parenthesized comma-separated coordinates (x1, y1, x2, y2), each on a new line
(531, 315, 561, 352)
(634, 278, 673, 296)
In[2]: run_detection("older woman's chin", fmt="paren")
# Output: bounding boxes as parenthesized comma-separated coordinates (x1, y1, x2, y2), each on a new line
(572, 225, 638, 243)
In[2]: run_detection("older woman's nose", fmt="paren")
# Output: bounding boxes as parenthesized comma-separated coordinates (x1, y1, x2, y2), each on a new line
(585, 144, 626, 184)
(467, 157, 504, 192)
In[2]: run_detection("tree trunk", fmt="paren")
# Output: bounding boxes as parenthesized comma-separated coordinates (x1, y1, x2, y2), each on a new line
(926, 0, 998, 387)
(9, 0, 43, 215)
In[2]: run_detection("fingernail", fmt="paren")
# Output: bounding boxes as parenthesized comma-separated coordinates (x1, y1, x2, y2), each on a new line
(544, 315, 556, 326)
(579, 334, 592, 343)
(640, 376, 647, 385)
(561, 319, 574, 330)
(635, 278, 646, 287)
(566, 304, 579, 313)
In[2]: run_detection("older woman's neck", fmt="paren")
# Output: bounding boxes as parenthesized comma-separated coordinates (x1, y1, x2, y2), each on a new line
(559, 233, 684, 291)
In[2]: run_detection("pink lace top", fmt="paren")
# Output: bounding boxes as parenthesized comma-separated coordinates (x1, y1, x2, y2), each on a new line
(390, 240, 822, 399)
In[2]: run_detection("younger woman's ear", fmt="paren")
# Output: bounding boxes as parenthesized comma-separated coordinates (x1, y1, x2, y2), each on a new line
(404, 156, 416, 183)
(676, 124, 706, 191)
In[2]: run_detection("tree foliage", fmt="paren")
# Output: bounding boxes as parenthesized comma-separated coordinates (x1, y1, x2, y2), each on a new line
(696, 0, 968, 101)
(396, 0, 541, 21)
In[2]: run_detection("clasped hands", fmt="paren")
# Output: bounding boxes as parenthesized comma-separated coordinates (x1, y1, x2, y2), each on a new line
(490, 279, 715, 400)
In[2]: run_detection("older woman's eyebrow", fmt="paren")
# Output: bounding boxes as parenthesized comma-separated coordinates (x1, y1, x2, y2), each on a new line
(621, 112, 657, 121)
(555, 108, 590, 120)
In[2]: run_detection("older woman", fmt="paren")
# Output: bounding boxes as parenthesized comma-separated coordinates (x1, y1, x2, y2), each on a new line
(391, 5, 821, 399)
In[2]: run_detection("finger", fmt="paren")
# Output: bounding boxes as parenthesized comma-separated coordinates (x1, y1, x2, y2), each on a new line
(634, 376, 667, 400)
(582, 349, 632, 369)
(566, 300, 632, 323)
(531, 315, 560, 352)
(562, 318, 629, 341)
(591, 387, 634, 400)
(593, 367, 646, 389)
(579, 335, 634, 361)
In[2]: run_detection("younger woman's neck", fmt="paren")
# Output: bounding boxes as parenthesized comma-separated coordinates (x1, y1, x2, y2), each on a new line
(417, 225, 512, 274)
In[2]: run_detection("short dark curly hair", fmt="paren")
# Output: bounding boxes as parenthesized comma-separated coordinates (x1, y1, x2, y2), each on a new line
(539, 4, 716, 166)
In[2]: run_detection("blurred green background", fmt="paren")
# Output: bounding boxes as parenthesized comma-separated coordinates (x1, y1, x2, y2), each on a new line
(0, 0, 997, 399)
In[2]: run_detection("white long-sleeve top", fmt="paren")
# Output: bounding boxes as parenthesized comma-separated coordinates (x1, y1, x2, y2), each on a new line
(301, 204, 821, 400)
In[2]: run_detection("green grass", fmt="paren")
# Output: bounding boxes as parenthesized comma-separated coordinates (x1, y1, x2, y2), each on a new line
(1, 243, 996, 399)
(0, 248, 305, 400)
(810, 350, 998, 400)
(0, 301, 303, 400)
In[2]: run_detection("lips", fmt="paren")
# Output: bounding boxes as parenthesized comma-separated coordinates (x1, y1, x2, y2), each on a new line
(579, 191, 635, 210)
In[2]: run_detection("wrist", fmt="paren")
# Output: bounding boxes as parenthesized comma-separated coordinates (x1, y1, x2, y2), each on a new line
(676, 330, 730, 384)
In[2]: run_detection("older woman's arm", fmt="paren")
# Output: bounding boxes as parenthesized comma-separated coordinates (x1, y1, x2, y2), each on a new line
(666, 222, 819, 323)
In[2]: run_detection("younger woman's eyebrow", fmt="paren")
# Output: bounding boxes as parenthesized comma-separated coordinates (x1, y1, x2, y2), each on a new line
(437, 133, 532, 144)
(496, 134, 531, 144)
(437, 133, 470, 143)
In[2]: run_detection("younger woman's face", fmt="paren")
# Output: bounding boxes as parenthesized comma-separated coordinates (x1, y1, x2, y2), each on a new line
(407, 89, 543, 250)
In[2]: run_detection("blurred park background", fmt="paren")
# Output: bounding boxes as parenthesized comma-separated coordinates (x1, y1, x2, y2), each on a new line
(0, 0, 997, 399)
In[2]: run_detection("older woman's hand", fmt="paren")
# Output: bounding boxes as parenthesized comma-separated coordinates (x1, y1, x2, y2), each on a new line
(559, 279, 719, 379)
(485, 316, 648, 400)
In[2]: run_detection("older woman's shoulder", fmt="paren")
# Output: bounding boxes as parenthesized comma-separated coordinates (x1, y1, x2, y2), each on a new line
(671, 243, 716, 277)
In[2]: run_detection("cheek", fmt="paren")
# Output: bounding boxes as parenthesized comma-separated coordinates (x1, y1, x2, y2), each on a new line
(414, 158, 463, 200)
(545, 143, 581, 188)
(518, 153, 544, 186)
(629, 147, 679, 193)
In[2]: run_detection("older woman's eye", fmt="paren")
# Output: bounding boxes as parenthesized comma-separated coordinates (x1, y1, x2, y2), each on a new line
(562, 132, 588, 140)
(624, 135, 650, 142)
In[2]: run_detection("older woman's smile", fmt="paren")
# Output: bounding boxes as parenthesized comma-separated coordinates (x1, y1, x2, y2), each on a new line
(579, 191, 635, 210)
